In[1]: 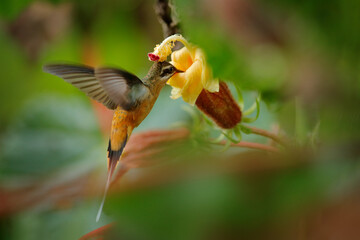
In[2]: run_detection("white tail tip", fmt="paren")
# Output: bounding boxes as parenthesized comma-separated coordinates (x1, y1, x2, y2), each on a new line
(95, 168, 112, 222)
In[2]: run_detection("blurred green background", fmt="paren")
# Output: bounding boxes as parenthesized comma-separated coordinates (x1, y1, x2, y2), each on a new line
(0, 0, 360, 239)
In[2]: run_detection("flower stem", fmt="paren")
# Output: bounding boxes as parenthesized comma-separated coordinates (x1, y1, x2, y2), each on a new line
(216, 140, 279, 153)
(244, 125, 288, 147)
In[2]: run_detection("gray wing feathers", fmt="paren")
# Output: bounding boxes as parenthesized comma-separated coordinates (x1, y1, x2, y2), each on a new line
(95, 68, 149, 111)
(43, 64, 117, 109)
(43, 64, 149, 111)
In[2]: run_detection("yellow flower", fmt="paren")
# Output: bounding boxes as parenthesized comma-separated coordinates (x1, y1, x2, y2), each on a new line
(168, 46, 219, 105)
(148, 34, 219, 105)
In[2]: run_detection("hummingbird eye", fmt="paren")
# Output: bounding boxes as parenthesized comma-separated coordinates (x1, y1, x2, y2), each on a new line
(161, 66, 175, 77)
(165, 67, 174, 74)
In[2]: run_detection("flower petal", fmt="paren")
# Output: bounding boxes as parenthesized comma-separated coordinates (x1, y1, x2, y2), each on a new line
(181, 60, 204, 105)
(204, 77, 220, 93)
(171, 47, 193, 71)
(202, 63, 219, 93)
(170, 87, 182, 99)
(193, 48, 220, 93)
(194, 48, 205, 62)
(167, 72, 186, 89)
(170, 61, 184, 72)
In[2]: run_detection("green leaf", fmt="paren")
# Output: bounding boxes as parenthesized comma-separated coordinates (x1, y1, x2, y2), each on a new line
(210, 133, 225, 144)
(203, 114, 215, 127)
(242, 94, 261, 123)
(239, 125, 252, 135)
(222, 130, 239, 144)
(233, 126, 242, 142)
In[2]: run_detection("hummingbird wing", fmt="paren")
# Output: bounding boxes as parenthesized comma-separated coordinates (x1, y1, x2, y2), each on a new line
(43, 64, 118, 109)
(95, 68, 150, 111)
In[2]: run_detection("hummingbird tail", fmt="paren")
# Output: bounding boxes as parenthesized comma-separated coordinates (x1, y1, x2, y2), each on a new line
(96, 161, 114, 222)
(96, 137, 128, 222)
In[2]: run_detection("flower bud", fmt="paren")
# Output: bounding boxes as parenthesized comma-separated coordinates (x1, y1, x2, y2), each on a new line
(195, 81, 242, 129)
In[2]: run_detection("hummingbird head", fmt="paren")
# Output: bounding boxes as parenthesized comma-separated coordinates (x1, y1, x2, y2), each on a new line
(158, 61, 183, 82)
(146, 61, 183, 85)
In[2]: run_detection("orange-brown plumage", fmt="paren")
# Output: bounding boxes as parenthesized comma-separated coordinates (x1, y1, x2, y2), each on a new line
(109, 95, 157, 152)
(110, 108, 132, 152)
(107, 90, 160, 166)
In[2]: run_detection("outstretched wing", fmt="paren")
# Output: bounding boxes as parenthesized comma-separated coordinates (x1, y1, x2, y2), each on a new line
(43, 64, 149, 111)
(43, 64, 118, 109)
(95, 68, 149, 111)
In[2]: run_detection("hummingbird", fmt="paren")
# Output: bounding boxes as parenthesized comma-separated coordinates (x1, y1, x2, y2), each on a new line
(43, 61, 182, 221)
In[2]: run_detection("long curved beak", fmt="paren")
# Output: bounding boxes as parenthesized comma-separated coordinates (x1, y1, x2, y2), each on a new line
(175, 67, 184, 73)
